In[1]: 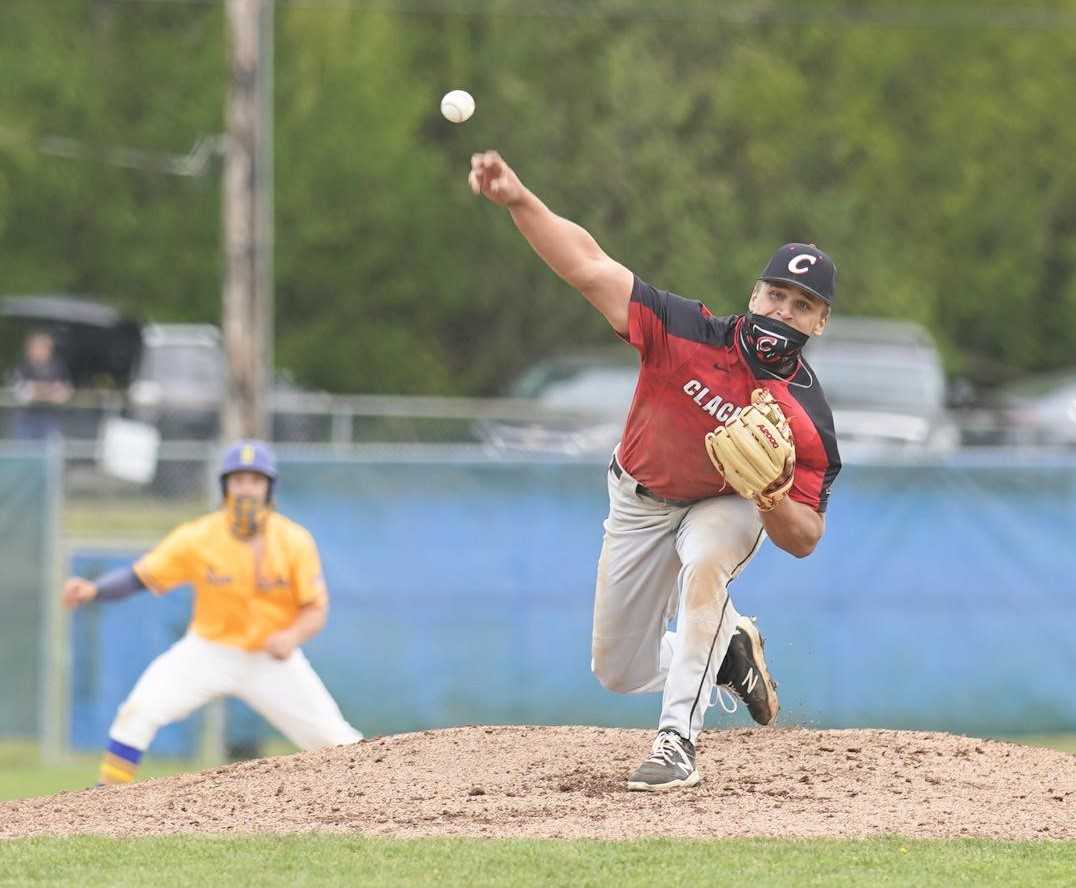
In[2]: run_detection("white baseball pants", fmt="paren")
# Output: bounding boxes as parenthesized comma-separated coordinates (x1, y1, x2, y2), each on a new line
(592, 450, 766, 742)
(109, 632, 363, 752)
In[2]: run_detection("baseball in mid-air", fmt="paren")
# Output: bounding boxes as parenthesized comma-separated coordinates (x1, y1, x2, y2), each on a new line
(440, 89, 475, 124)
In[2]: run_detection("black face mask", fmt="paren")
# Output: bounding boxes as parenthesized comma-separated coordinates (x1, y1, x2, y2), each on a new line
(742, 312, 810, 375)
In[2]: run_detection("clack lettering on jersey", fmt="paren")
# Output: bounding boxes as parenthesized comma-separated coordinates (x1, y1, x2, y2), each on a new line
(205, 568, 233, 585)
(683, 379, 744, 424)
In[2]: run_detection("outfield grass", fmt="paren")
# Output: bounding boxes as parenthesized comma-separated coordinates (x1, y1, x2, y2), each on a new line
(0, 742, 195, 801)
(63, 497, 206, 540)
(2, 836, 1075, 888)
(1006, 733, 1076, 754)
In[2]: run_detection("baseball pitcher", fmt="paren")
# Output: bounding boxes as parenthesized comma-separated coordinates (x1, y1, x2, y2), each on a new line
(62, 440, 363, 786)
(470, 152, 841, 791)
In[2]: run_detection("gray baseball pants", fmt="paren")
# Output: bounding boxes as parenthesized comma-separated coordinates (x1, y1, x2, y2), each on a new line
(591, 449, 766, 742)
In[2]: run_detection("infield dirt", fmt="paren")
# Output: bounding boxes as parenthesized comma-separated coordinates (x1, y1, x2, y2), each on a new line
(3, 726, 1074, 840)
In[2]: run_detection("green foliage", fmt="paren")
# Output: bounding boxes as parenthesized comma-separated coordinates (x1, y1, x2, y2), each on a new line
(3, 835, 1076, 888)
(2, 0, 1076, 393)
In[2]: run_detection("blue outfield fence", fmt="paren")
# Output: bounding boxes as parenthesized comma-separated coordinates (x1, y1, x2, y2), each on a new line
(68, 451, 1076, 756)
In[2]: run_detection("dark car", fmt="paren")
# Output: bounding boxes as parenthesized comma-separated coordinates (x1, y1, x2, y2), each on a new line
(2, 295, 318, 444)
(1, 294, 142, 439)
(1, 294, 143, 390)
(475, 348, 639, 456)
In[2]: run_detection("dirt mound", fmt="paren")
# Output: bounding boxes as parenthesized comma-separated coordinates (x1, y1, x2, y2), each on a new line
(3, 726, 1074, 840)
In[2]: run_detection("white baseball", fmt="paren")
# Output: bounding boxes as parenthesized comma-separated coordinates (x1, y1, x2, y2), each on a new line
(440, 89, 475, 124)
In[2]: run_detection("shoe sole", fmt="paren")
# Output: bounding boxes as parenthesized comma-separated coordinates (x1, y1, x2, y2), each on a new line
(736, 617, 779, 725)
(626, 770, 701, 791)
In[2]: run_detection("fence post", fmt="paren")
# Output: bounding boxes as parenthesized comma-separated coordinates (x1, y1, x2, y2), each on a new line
(40, 436, 67, 763)
(199, 442, 227, 765)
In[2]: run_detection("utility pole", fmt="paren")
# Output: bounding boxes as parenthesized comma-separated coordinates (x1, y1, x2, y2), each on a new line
(222, 0, 273, 442)
(214, 0, 274, 767)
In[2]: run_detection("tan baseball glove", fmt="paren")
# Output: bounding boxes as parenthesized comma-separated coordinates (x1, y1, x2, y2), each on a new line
(704, 388, 795, 511)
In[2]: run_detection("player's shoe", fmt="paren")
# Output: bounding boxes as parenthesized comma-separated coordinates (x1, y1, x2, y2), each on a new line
(716, 616, 780, 726)
(626, 729, 700, 791)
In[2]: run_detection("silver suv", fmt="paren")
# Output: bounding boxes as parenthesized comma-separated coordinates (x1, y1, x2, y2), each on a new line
(129, 323, 316, 441)
(128, 324, 225, 439)
(803, 317, 960, 459)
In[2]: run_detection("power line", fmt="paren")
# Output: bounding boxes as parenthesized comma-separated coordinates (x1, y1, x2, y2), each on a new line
(100, 0, 1076, 29)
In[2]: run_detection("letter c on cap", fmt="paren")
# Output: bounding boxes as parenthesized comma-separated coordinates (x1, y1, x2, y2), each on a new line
(788, 253, 818, 274)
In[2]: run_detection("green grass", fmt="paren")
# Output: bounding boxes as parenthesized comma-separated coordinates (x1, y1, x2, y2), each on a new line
(0, 742, 194, 800)
(1004, 733, 1076, 754)
(63, 497, 206, 540)
(1, 836, 1075, 888)
(0, 739, 299, 801)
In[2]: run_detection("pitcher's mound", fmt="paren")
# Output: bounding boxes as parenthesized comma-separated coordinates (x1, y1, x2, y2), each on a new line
(3, 726, 1074, 840)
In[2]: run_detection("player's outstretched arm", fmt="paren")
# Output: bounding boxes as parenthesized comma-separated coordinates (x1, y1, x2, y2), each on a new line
(61, 566, 148, 610)
(469, 150, 633, 335)
(760, 499, 824, 558)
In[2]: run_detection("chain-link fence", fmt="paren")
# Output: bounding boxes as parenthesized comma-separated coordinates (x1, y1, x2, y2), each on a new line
(0, 444, 57, 742)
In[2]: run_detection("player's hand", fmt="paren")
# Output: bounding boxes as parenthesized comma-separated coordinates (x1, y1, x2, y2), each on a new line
(62, 577, 97, 610)
(263, 629, 298, 661)
(469, 151, 525, 207)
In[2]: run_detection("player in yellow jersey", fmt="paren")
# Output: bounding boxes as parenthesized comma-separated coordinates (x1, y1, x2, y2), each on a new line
(62, 440, 363, 785)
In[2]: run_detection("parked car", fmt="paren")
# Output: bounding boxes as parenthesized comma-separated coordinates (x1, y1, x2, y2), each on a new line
(127, 323, 225, 439)
(0, 294, 142, 389)
(992, 370, 1076, 447)
(476, 348, 638, 456)
(803, 316, 961, 459)
(481, 317, 960, 460)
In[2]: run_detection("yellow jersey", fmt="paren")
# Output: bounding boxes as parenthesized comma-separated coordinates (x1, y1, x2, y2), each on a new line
(134, 510, 328, 651)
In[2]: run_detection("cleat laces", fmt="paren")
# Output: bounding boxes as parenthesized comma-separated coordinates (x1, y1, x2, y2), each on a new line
(648, 731, 691, 768)
(713, 684, 739, 715)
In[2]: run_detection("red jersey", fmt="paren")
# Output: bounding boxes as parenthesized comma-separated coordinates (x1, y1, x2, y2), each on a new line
(617, 276, 841, 511)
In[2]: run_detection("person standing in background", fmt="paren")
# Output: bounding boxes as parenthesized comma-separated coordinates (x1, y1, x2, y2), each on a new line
(9, 330, 72, 440)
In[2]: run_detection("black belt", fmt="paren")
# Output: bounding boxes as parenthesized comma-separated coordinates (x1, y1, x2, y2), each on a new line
(609, 454, 695, 508)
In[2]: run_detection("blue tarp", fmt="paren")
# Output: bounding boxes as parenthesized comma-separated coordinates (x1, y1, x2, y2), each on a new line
(68, 452, 1076, 756)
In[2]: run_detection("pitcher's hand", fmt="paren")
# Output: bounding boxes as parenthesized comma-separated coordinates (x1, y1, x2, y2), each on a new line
(469, 151, 526, 207)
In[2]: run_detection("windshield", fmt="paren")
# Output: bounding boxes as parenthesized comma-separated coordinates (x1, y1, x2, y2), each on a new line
(808, 352, 944, 410)
(140, 344, 225, 395)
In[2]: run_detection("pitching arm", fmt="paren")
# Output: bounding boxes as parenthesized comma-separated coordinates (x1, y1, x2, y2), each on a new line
(469, 150, 633, 335)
